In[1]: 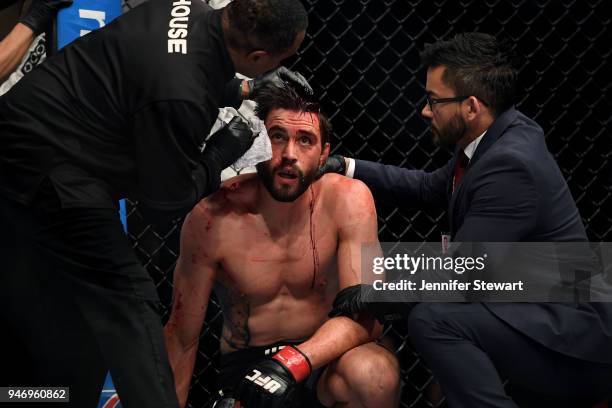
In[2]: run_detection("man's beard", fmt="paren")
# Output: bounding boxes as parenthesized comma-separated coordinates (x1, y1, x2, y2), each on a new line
(256, 160, 318, 202)
(432, 113, 467, 148)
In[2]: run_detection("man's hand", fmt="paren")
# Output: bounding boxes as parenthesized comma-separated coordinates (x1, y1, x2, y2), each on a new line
(203, 116, 255, 171)
(245, 67, 313, 99)
(211, 396, 239, 408)
(21, 0, 73, 34)
(329, 284, 406, 323)
(317, 154, 347, 178)
(235, 346, 311, 408)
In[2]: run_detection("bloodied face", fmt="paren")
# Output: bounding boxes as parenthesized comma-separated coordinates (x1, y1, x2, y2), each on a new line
(256, 108, 329, 202)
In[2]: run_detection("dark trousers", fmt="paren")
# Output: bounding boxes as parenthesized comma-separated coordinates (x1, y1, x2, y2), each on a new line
(0, 194, 179, 408)
(407, 302, 612, 408)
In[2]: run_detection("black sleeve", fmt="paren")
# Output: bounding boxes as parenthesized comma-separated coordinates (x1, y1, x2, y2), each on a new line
(353, 158, 453, 209)
(132, 100, 221, 222)
(221, 77, 244, 109)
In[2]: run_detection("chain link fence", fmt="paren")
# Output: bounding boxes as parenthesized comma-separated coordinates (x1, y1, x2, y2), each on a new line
(121, 0, 612, 406)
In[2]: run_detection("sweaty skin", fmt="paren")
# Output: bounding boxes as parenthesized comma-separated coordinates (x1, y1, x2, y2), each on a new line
(164, 109, 386, 407)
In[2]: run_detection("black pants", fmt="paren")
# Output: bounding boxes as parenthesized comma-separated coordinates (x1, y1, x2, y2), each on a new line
(407, 302, 612, 408)
(0, 194, 179, 408)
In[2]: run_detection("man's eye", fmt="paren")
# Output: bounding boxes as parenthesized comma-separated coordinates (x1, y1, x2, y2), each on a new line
(271, 133, 285, 141)
(300, 136, 312, 145)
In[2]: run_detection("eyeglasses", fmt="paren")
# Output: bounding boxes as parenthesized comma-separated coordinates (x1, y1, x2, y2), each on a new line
(425, 95, 489, 110)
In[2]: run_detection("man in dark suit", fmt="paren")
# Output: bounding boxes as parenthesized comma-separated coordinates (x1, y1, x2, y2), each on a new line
(321, 32, 612, 407)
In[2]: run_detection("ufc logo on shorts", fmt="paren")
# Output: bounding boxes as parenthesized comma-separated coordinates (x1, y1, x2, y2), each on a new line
(245, 370, 282, 393)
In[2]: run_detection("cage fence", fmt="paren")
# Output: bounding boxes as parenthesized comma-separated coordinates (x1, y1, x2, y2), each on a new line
(121, 0, 612, 406)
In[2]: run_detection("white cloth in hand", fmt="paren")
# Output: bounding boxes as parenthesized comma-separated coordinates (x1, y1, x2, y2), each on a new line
(207, 106, 272, 172)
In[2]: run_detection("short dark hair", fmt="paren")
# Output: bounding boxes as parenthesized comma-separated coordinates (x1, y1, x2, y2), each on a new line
(254, 80, 331, 146)
(225, 0, 308, 55)
(420, 32, 517, 116)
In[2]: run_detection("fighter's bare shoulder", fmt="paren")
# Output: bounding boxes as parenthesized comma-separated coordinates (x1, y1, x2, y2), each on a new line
(184, 174, 257, 241)
(317, 173, 376, 217)
(193, 173, 258, 215)
(318, 172, 372, 193)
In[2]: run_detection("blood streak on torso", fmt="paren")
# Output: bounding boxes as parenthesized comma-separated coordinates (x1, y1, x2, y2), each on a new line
(308, 185, 320, 288)
(207, 175, 340, 351)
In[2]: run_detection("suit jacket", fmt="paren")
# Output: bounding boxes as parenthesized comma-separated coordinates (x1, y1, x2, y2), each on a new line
(354, 107, 612, 363)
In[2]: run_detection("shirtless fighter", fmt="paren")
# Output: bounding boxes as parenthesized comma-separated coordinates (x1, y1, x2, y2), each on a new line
(164, 81, 401, 408)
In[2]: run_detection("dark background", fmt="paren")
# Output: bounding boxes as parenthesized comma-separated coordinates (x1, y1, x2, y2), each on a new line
(122, 0, 612, 406)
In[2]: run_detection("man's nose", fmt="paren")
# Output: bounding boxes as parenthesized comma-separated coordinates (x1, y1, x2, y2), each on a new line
(421, 103, 433, 119)
(282, 140, 298, 162)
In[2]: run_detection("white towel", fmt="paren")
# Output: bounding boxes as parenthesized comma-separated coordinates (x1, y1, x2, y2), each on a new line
(207, 105, 272, 173)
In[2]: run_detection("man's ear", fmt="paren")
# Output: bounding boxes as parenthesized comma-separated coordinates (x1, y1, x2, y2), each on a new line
(465, 96, 482, 121)
(319, 143, 331, 167)
(245, 49, 269, 65)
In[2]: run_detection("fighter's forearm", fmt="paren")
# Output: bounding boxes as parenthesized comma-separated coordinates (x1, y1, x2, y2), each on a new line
(164, 328, 199, 408)
(297, 315, 380, 369)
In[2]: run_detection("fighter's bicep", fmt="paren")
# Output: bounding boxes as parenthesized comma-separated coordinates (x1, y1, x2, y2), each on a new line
(176, 205, 220, 287)
(167, 206, 220, 345)
(336, 181, 380, 289)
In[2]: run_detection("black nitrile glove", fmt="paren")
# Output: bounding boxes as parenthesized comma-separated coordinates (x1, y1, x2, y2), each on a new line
(329, 284, 406, 323)
(202, 116, 255, 171)
(211, 396, 238, 408)
(21, 0, 73, 34)
(317, 154, 346, 178)
(246, 67, 313, 99)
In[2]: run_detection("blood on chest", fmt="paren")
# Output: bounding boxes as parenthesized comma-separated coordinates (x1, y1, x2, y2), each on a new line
(218, 229, 339, 302)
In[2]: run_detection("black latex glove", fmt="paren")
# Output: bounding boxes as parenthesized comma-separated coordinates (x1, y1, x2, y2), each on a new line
(235, 359, 297, 408)
(21, 0, 73, 34)
(246, 67, 313, 99)
(211, 396, 237, 408)
(202, 116, 255, 171)
(329, 284, 406, 323)
(317, 154, 346, 178)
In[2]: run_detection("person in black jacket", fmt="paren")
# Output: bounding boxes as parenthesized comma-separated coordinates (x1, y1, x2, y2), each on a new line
(321, 33, 612, 407)
(0, 0, 310, 407)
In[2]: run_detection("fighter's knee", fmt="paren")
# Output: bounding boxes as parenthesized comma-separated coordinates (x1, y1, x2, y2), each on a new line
(343, 348, 401, 403)
(365, 353, 401, 398)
